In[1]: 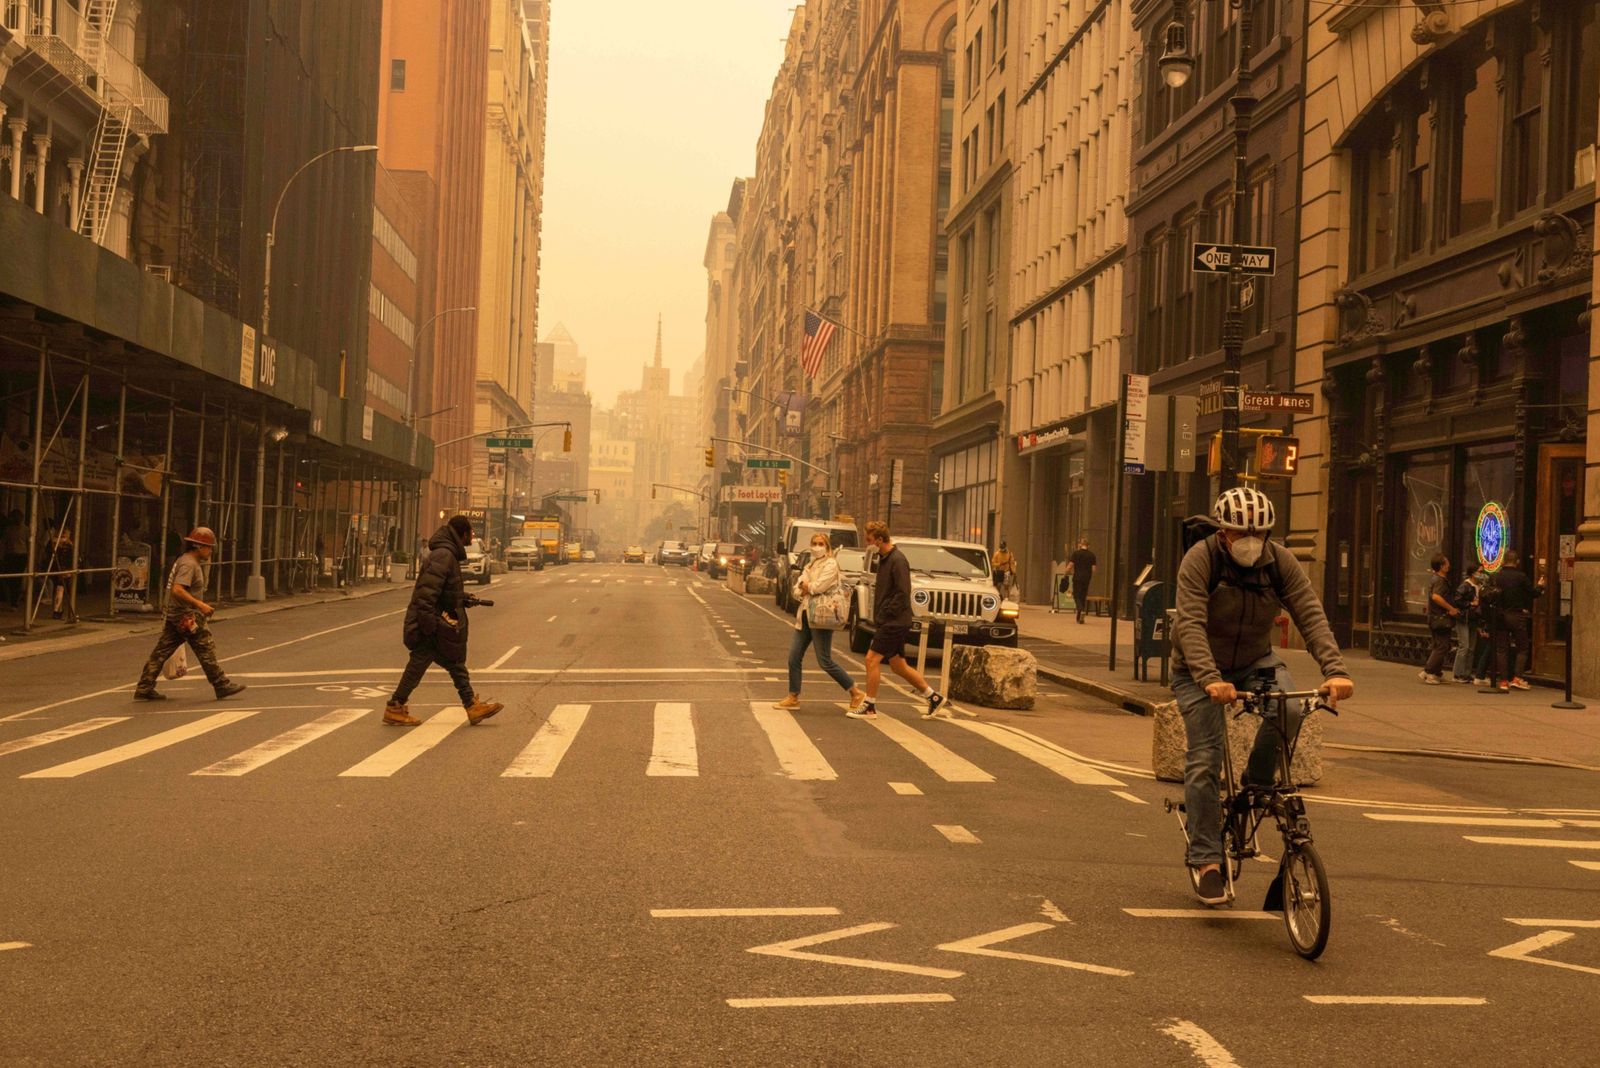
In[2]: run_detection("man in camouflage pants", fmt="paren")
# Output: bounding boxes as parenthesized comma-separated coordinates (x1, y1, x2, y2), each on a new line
(133, 526, 247, 701)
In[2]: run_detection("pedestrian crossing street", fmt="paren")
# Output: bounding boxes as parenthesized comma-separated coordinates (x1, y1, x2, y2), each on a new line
(0, 701, 1131, 786)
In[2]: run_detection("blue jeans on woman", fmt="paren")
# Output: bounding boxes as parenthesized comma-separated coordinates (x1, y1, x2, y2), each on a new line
(789, 613, 855, 695)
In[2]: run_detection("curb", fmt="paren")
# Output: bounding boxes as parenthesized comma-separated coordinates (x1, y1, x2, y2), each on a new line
(1035, 665, 1157, 716)
(0, 583, 407, 664)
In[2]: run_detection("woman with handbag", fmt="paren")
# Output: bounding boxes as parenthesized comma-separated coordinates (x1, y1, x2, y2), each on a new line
(772, 533, 866, 711)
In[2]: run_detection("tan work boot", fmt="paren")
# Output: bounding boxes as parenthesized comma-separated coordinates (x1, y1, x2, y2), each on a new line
(466, 695, 504, 726)
(383, 702, 420, 726)
(772, 694, 800, 710)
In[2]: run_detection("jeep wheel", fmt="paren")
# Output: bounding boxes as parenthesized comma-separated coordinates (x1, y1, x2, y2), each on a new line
(849, 610, 872, 654)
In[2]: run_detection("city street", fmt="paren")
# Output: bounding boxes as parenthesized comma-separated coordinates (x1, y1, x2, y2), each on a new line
(2, 568, 1597, 1065)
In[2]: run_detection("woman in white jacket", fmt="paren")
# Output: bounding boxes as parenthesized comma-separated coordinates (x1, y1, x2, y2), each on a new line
(773, 532, 866, 711)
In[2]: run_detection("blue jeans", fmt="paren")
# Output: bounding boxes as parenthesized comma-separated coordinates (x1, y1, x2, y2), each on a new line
(1171, 655, 1303, 867)
(1451, 620, 1475, 680)
(789, 614, 855, 695)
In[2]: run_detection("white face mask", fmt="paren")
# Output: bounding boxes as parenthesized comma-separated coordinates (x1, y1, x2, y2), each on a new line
(1228, 535, 1266, 568)
(809, 544, 827, 559)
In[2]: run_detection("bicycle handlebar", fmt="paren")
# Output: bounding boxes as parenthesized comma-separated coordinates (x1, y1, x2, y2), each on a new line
(1235, 688, 1340, 717)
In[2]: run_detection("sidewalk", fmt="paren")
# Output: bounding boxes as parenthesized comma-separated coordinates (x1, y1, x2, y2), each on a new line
(0, 578, 409, 664)
(1018, 606, 1600, 771)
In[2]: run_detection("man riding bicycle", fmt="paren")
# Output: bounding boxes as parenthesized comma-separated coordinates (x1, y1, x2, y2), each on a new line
(1172, 487, 1354, 906)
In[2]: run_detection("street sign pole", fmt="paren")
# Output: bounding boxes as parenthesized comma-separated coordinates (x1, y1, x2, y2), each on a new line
(1109, 372, 1130, 673)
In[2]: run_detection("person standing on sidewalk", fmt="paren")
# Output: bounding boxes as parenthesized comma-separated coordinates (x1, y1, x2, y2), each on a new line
(1068, 538, 1098, 624)
(384, 515, 503, 727)
(1489, 549, 1542, 693)
(856, 521, 944, 721)
(1451, 562, 1485, 684)
(991, 541, 1016, 599)
(772, 532, 866, 712)
(133, 527, 246, 702)
(1419, 554, 1459, 685)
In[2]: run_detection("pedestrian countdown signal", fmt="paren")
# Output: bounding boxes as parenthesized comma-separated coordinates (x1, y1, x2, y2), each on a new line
(1256, 435, 1299, 477)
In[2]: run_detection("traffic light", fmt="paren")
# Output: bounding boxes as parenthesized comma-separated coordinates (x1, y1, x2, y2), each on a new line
(651, 486, 657, 500)
(778, 469, 788, 487)
(593, 489, 601, 505)
(704, 446, 715, 468)
(562, 428, 573, 452)
(1256, 435, 1300, 477)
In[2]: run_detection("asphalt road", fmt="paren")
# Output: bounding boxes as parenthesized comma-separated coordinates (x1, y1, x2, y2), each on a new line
(1, 563, 1597, 1066)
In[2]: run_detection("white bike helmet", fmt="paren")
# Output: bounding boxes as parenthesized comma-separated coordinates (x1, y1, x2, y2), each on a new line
(1212, 486, 1275, 533)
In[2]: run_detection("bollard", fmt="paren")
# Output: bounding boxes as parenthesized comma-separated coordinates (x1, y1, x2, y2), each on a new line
(916, 624, 931, 680)
(939, 624, 956, 699)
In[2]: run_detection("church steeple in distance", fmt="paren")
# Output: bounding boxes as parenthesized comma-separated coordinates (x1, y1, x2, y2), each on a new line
(653, 312, 663, 369)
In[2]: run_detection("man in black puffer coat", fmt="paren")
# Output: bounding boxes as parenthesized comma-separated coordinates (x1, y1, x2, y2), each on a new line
(385, 515, 503, 727)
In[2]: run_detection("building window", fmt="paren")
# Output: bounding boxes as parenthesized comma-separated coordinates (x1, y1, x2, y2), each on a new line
(1244, 168, 1274, 337)
(1450, 47, 1498, 237)
(984, 206, 1000, 282)
(1403, 106, 1432, 257)
(1396, 450, 1451, 616)
(1169, 215, 1197, 366)
(390, 59, 406, 91)
(1354, 125, 1396, 275)
(1508, 30, 1544, 214)
(1562, 4, 1599, 192)
(1139, 232, 1167, 374)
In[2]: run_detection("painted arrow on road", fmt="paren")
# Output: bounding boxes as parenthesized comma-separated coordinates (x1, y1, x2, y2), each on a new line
(936, 922, 1133, 977)
(747, 921, 965, 979)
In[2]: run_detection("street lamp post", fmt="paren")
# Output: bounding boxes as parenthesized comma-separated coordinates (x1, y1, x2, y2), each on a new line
(246, 143, 377, 602)
(1160, 0, 1256, 491)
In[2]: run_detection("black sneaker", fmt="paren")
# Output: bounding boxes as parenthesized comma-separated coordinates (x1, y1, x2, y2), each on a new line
(846, 704, 878, 720)
(1193, 867, 1227, 906)
(214, 682, 247, 700)
(133, 689, 167, 701)
(922, 691, 946, 719)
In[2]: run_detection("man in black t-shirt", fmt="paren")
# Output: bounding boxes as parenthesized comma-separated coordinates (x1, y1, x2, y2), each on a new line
(856, 521, 945, 721)
(1489, 549, 1542, 692)
(1068, 538, 1098, 624)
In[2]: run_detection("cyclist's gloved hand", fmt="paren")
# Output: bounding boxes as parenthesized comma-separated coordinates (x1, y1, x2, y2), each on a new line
(1205, 681, 1237, 705)
(1320, 677, 1355, 706)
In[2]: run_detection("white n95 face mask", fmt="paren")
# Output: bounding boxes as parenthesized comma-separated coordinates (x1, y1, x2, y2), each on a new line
(1228, 536, 1266, 568)
(809, 545, 827, 559)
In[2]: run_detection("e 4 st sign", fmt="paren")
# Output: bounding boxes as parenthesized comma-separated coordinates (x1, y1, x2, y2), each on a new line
(1191, 243, 1277, 276)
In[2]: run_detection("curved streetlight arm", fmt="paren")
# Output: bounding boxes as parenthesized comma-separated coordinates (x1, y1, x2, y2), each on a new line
(262, 143, 377, 338)
(434, 420, 571, 450)
(712, 436, 827, 478)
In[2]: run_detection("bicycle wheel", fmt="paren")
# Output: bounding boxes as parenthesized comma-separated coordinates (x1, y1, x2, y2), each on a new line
(1281, 842, 1331, 959)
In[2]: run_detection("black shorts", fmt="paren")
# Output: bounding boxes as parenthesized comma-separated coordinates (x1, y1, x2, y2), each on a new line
(870, 625, 910, 658)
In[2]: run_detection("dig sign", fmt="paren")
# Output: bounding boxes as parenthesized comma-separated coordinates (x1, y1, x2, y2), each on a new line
(1475, 501, 1507, 574)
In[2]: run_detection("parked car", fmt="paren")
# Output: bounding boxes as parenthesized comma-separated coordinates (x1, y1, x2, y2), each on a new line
(846, 537, 1018, 654)
(707, 542, 747, 580)
(463, 538, 492, 586)
(697, 543, 717, 570)
(564, 541, 583, 563)
(775, 518, 859, 612)
(623, 545, 647, 564)
(505, 536, 544, 571)
(656, 540, 693, 567)
(581, 549, 597, 563)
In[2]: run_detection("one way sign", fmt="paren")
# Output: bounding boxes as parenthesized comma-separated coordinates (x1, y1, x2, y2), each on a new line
(1191, 243, 1277, 276)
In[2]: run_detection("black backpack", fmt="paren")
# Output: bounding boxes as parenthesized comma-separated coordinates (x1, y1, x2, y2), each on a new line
(1181, 515, 1287, 598)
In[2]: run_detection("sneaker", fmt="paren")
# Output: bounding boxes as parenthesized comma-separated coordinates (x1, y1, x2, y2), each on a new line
(772, 694, 801, 710)
(1193, 866, 1228, 906)
(1451, 676, 1474, 684)
(214, 682, 247, 700)
(1497, 684, 1511, 694)
(132, 689, 167, 701)
(1509, 678, 1532, 691)
(1418, 671, 1442, 685)
(383, 702, 420, 727)
(846, 705, 878, 720)
(846, 690, 866, 712)
(465, 696, 504, 726)
(1472, 677, 1489, 686)
(922, 691, 946, 719)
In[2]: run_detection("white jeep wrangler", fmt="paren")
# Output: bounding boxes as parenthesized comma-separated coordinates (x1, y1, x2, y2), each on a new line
(846, 537, 1019, 654)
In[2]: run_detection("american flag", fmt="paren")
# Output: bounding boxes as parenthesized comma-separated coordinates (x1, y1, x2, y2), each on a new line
(800, 310, 838, 378)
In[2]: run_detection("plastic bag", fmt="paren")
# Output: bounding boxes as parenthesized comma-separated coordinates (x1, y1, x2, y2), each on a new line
(162, 645, 188, 680)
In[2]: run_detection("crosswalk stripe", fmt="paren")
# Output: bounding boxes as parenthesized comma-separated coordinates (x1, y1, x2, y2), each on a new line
(946, 720, 1123, 785)
(21, 710, 259, 779)
(750, 703, 837, 780)
(1571, 861, 1600, 871)
(0, 716, 128, 758)
(648, 702, 697, 776)
(869, 715, 993, 782)
(1365, 813, 1562, 828)
(503, 704, 590, 777)
(192, 708, 368, 776)
(1465, 836, 1600, 849)
(339, 708, 464, 777)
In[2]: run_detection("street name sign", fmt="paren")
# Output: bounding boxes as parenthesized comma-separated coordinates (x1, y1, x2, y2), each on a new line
(554, 494, 589, 502)
(486, 436, 533, 449)
(1242, 391, 1315, 413)
(1191, 243, 1277, 275)
(745, 458, 792, 469)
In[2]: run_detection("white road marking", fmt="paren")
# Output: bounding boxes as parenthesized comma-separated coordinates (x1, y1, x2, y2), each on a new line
(1488, 930, 1600, 976)
(546, 615, 558, 623)
(889, 782, 923, 795)
(651, 907, 841, 918)
(747, 921, 964, 979)
(1302, 996, 1486, 1006)
(750, 704, 837, 780)
(339, 708, 465, 777)
(1123, 909, 1277, 920)
(946, 719, 1123, 786)
(1571, 861, 1600, 871)
(934, 824, 981, 844)
(1112, 790, 1148, 805)
(1307, 795, 1511, 814)
(1158, 1018, 1243, 1068)
(0, 717, 128, 758)
(726, 994, 954, 1008)
(0, 942, 31, 952)
(735, 641, 748, 647)
(503, 704, 590, 778)
(192, 708, 367, 776)
(1365, 813, 1562, 828)
(648, 702, 697, 776)
(1465, 836, 1600, 849)
(20, 710, 258, 778)
(644, 580, 654, 586)
(1506, 918, 1600, 928)
(485, 646, 522, 671)
(869, 716, 993, 782)
(1039, 899, 1071, 923)
(1533, 808, 1600, 816)
(566, 579, 577, 584)
(937, 922, 1132, 976)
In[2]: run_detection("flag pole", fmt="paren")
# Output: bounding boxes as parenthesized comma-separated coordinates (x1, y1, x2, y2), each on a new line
(804, 307, 872, 342)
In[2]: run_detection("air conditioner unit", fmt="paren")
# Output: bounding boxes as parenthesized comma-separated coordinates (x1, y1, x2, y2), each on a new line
(144, 264, 173, 281)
